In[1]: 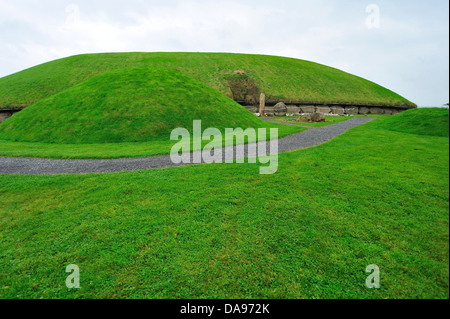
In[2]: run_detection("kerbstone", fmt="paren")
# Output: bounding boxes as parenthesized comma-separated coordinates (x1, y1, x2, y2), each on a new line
(274, 102, 287, 116)
(345, 107, 359, 115)
(286, 105, 301, 115)
(315, 106, 331, 114)
(359, 107, 370, 115)
(330, 106, 345, 115)
(370, 107, 385, 115)
(300, 106, 314, 113)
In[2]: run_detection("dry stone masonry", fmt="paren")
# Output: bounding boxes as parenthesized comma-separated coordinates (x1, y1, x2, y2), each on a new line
(0, 99, 410, 125)
(243, 102, 407, 116)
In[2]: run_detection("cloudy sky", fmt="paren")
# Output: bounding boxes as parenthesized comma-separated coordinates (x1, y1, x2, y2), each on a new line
(0, 0, 448, 106)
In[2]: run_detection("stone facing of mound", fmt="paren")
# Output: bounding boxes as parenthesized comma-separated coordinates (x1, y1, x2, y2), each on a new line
(0, 103, 406, 124)
(242, 102, 409, 116)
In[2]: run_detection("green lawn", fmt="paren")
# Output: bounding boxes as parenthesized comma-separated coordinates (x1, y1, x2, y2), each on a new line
(0, 111, 448, 299)
(0, 67, 304, 158)
(0, 52, 416, 109)
(371, 107, 449, 137)
(265, 115, 354, 127)
(0, 68, 279, 144)
(0, 123, 303, 159)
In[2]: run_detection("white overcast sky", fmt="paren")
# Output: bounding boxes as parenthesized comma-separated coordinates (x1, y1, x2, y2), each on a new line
(0, 0, 448, 106)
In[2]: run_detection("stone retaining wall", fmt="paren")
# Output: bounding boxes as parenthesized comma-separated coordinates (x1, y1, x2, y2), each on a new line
(242, 103, 408, 116)
(0, 103, 409, 125)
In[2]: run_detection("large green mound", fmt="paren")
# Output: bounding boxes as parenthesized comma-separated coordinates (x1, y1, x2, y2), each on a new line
(0, 67, 267, 144)
(372, 108, 449, 137)
(0, 52, 415, 109)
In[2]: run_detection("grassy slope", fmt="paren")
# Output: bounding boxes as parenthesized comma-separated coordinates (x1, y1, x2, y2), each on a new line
(0, 67, 281, 144)
(371, 108, 449, 137)
(0, 110, 448, 299)
(0, 123, 302, 159)
(0, 52, 415, 108)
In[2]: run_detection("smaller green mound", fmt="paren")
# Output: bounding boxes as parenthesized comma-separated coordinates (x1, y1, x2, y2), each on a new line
(372, 108, 449, 137)
(0, 68, 266, 144)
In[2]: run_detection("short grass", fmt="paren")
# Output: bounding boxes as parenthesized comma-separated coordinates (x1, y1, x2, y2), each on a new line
(0, 52, 416, 109)
(0, 68, 281, 144)
(265, 115, 354, 127)
(0, 111, 448, 299)
(371, 107, 449, 137)
(353, 114, 392, 118)
(0, 123, 303, 159)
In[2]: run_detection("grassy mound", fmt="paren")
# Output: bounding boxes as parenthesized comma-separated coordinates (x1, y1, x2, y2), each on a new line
(0, 52, 416, 109)
(1, 117, 448, 299)
(372, 108, 449, 137)
(0, 67, 267, 144)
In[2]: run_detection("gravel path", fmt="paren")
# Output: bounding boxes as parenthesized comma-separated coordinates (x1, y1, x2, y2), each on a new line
(0, 117, 376, 175)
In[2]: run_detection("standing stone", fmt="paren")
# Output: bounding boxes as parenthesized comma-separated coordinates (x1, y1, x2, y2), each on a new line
(330, 106, 345, 115)
(383, 108, 393, 115)
(359, 107, 370, 115)
(259, 93, 266, 117)
(274, 102, 288, 116)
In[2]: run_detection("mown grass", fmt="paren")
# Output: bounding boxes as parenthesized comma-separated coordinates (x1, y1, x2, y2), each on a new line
(0, 68, 282, 144)
(0, 112, 448, 299)
(0, 123, 302, 159)
(0, 66, 304, 158)
(0, 52, 416, 109)
(371, 108, 449, 137)
(265, 115, 353, 127)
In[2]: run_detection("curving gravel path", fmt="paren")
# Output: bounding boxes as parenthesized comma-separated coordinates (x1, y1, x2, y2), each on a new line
(0, 117, 375, 175)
